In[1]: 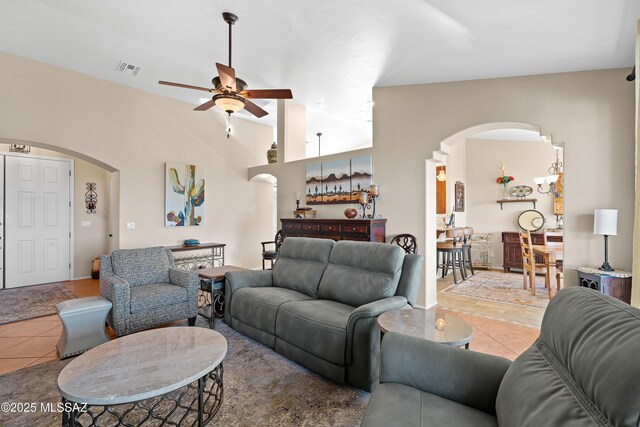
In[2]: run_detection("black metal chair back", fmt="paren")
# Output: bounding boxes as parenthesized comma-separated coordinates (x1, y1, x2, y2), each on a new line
(391, 233, 418, 254)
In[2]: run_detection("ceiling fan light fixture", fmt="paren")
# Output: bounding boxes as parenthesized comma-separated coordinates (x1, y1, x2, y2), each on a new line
(213, 93, 245, 114)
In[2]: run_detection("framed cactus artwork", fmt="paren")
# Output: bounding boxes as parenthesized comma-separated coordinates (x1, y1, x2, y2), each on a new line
(165, 162, 205, 226)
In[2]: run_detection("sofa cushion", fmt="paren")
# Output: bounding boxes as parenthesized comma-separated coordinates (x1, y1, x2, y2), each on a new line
(231, 287, 313, 335)
(129, 283, 187, 313)
(276, 299, 354, 365)
(272, 237, 334, 297)
(496, 287, 640, 426)
(361, 383, 498, 427)
(317, 241, 405, 307)
(111, 247, 173, 287)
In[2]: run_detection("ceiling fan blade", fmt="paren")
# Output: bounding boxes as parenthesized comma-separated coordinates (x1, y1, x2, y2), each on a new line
(194, 99, 217, 111)
(241, 89, 293, 99)
(216, 63, 237, 91)
(159, 81, 213, 92)
(244, 99, 268, 118)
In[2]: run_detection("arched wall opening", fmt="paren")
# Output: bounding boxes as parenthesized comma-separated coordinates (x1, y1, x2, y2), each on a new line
(424, 122, 562, 307)
(0, 137, 120, 280)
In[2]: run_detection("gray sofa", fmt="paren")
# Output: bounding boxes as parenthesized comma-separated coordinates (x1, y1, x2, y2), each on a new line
(225, 237, 424, 392)
(100, 247, 199, 336)
(361, 287, 640, 426)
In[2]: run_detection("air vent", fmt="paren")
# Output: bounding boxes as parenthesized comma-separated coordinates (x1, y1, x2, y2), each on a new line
(116, 61, 142, 76)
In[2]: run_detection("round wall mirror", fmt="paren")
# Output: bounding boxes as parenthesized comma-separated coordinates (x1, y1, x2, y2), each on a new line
(517, 209, 545, 232)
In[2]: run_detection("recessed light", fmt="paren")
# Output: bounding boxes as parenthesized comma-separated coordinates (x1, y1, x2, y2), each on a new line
(317, 102, 325, 108)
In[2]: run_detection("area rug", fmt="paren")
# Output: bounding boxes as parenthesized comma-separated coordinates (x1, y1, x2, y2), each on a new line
(442, 270, 551, 309)
(0, 318, 369, 426)
(0, 283, 76, 325)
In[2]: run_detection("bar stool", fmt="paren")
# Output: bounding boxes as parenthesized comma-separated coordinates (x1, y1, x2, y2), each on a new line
(462, 227, 475, 276)
(436, 228, 467, 284)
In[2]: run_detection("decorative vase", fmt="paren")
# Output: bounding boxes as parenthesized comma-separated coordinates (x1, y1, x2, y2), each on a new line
(344, 208, 358, 219)
(267, 142, 277, 164)
(501, 184, 510, 200)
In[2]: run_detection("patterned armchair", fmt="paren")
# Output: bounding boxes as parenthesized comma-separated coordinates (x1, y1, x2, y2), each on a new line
(100, 247, 199, 336)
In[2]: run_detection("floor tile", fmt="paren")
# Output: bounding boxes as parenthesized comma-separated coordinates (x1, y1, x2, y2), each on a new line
(27, 356, 58, 367)
(0, 320, 60, 338)
(0, 337, 30, 352)
(38, 325, 63, 337)
(0, 336, 60, 358)
(0, 358, 39, 375)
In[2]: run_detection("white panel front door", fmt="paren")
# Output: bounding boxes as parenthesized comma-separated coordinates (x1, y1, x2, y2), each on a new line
(5, 156, 71, 288)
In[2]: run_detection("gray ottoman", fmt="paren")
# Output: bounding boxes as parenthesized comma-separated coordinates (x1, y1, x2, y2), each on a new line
(56, 296, 112, 359)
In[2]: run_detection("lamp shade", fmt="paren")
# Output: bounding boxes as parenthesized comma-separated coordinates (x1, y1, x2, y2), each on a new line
(594, 209, 618, 236)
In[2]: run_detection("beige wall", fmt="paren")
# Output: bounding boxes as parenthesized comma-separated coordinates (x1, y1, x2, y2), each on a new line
(0, 52, 275, 271)
(464, 139, 558, 267)
(374, 69, 635, 306)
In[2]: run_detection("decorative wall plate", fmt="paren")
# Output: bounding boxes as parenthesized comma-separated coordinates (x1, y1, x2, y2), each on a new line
(517, 210, 545, 232)
(509, 185, 533, 199)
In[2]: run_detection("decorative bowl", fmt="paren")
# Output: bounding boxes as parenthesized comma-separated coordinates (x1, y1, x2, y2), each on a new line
(509, 185, 533, 199)
(184, 239, 200, 246)
(344, 208, 358, 219)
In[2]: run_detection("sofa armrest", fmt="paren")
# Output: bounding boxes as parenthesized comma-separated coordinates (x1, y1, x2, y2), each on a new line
(380, 332, 511, 415)
(345, 296, 408, 365)
(224, 270, 273, 324)
(169, 267, 199, 308)
(99, 275, 130, 335)
(169, 267, 199, 289)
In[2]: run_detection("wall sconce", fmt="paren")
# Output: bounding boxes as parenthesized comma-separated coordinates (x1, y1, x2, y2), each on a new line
(85, 182, 97, 214)
(9, 144, 30, 154)
(358, 184, 381, 219)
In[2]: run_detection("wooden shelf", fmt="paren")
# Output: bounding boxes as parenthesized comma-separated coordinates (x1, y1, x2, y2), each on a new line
(496, 198, 537, 210)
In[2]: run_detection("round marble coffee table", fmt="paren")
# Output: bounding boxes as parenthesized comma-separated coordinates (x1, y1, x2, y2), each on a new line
(378, 309, 473, 349)
(58, 327, 227, 426)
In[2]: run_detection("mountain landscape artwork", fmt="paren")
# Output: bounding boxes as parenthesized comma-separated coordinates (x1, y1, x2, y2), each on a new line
(322, 159, 352, 204)
(304, 155, 373, 206)
(350, 155, 373, 202)
(306, 162, 323, 205)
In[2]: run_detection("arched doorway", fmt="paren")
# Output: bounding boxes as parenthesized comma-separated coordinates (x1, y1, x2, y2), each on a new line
(0, 138, 120, 286)
(425, 122, 563, 320)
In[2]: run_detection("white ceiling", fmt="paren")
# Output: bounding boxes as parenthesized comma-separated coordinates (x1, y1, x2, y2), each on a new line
(0, 0, 637, 155)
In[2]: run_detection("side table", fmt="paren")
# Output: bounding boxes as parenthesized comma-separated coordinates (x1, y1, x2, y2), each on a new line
(198, 266, 248, 328)
(575, 267, 632, 304)
(377, 309, 473, 349)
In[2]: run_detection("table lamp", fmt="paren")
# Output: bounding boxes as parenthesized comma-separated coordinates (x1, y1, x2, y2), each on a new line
(593, 209, 617, 271)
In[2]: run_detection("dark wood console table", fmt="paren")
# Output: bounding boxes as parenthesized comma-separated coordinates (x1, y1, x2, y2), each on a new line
(280, 218, 386, 242)
(576, 267, 632, 304)
(502, 231, 562, 272)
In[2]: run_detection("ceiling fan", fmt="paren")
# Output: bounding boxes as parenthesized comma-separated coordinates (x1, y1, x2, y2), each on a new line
(159, 12, 292, 119)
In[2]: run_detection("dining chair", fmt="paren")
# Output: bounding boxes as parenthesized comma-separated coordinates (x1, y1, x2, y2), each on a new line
(462, 227, 475, 276)
(261, 229, 284, 270)
(543, 228, 563, 294)
(518, 231, 549, 296)
(390, 233, 418, 254)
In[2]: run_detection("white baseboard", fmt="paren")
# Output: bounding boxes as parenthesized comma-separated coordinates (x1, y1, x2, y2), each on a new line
(73, 275, 91, 280)
(413, 301, 436, 310)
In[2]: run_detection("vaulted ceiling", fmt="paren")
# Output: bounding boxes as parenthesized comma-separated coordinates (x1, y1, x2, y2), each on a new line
(0, 0, 637, 155)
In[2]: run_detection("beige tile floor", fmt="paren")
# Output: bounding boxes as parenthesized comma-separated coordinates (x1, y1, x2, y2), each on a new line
(0, 273, 543, 375)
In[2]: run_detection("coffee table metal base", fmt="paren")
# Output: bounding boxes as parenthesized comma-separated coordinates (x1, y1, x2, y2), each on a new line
(61, 364, 223, 427)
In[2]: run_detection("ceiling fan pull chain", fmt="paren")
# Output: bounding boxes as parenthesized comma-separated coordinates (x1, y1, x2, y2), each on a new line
(226, 113, 232, 139)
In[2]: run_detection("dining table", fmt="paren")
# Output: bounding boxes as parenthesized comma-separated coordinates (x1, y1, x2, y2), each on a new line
(532, 244, 564, 298)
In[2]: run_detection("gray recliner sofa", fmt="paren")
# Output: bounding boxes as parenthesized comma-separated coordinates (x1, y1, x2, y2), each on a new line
(100, 247, 199, 336)
(225, 237, 424, 392)
(361, 287, 640, 426)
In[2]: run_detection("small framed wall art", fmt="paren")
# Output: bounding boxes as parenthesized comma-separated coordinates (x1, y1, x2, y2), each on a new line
(454, 181, 465, 212)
